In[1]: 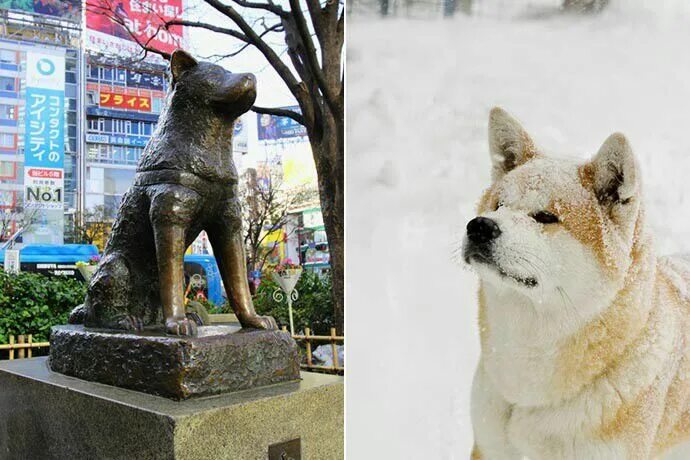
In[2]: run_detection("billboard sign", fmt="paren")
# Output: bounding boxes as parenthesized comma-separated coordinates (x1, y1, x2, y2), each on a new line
(86, 133, 149, 147)
(257, 105, 308, 141)
(23, 49, 65, 211)
(126, 69, 165, 90)
(86, 0, 185, 56)
(0, 0, 80, 21)
(233, 116, 247, 154)
(99, 91, 151, 111)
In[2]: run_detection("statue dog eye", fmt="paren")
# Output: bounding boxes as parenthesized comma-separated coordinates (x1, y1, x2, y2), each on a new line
(532, 210, 559, 224)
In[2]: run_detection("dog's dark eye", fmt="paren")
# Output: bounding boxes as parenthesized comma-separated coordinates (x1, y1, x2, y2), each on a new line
(532, 211, 559, 224)
(494, 201, 503, 211)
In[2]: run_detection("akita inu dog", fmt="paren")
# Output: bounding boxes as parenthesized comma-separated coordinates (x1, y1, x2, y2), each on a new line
(464, 108, 690, 459)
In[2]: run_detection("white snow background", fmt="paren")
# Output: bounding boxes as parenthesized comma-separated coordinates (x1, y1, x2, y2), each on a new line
(347, 1, 690, 458)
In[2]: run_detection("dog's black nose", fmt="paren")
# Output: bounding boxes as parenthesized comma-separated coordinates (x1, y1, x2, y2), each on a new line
(467, 217, 501, 244)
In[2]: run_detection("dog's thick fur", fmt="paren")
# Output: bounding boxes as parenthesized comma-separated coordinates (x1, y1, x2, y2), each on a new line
(464, 108, 690, 459)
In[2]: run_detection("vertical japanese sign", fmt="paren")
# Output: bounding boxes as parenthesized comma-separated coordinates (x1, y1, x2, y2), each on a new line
(24, 49, 65, 211)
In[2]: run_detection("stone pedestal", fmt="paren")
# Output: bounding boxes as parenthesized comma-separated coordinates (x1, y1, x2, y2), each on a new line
(49, 324, 300, 400)
(0, 357, 343, 459)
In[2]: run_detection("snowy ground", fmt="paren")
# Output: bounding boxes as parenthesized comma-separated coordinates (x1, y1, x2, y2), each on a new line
(347, 2, 690, 458)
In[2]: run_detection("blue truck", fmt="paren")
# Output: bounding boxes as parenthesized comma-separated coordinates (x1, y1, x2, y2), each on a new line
(0, 244, 226, 306)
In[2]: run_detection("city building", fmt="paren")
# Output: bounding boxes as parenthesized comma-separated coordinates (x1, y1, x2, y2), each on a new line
(0, 7, 80, 245)
(83, 52, 167, 215)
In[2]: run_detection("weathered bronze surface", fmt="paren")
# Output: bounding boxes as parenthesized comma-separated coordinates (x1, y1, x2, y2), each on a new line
(69, 49, 276, 336)
(49, 324, 300, 400)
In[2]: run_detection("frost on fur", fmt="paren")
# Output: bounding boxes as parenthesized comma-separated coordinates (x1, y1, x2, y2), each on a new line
(466, 109, 690, 460)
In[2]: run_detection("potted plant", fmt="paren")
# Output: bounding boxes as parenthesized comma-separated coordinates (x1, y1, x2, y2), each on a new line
(76, 255, 100, 282)
(271, 259, 302, 295)
(271, 260, 303, 335)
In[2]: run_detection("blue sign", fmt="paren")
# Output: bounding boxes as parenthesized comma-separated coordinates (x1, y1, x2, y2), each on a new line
(126, 70, 165, 91)
(257, 105, 307, 141)
(86, 106, 159, 123)
(86, 133, 149, 147)
(24, 87, 64, 168)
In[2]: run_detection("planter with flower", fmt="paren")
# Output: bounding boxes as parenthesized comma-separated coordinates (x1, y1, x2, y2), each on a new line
(75, 255, 100, 282)
(271, 260, 303, 335)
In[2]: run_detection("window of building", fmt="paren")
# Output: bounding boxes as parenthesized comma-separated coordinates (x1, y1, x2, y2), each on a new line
(86, 90, 97, 105)
(87, 144, 98, 161)
(112, 119, 124, 134)
(104, 168, 135, 194)
(0, 104, 15, 120)
(0, 133, 14, 147)
(115, 69, 126, 85)
(87, 64, 98, 80)
(0, 160, 14, 177)
(152, 97, 163, 113)
(0, 77, 15, 92)
(0, 50, 15, 64)
(112, 146, 125, 162)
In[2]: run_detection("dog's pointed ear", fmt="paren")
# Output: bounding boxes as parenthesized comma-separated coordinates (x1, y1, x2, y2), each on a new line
(488, 107, 538, 181)
(170, 49, 198, 83)
(586, 133, 638, 206)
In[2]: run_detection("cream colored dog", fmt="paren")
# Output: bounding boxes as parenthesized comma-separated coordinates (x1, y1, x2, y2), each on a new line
(463, 108, 690, 460)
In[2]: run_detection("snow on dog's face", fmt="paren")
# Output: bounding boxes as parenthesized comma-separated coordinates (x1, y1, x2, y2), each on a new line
(463, 108, 643, 313)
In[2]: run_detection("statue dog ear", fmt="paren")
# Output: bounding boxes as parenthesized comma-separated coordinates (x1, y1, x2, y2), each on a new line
(170, 49, 198, 83)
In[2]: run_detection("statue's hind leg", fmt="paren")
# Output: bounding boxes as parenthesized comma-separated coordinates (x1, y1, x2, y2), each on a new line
(82, 187, 152, 331)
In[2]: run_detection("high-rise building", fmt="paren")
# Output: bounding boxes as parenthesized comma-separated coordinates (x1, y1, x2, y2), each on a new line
(0, 8, 81, 245)
(83, 53, 167, 215)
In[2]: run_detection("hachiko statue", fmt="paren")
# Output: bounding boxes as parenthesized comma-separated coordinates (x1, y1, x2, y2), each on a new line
(71, 50, 276, 336)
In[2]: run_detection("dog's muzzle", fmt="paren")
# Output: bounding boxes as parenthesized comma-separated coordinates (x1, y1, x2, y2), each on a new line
(463, 217, 501, 264)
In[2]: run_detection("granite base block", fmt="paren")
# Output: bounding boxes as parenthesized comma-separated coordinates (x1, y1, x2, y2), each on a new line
(49, 324, 301, 400)
(0, 357, 343, 459)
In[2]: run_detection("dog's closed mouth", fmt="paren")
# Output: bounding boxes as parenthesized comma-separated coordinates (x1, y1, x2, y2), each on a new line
(468, 254, 538, 288)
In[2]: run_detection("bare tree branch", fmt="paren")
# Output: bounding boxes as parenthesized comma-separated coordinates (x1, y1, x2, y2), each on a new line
(227, 0, 288, 17)
(252, 105, 304, 124)
(287, 0, 340, 116)
(203, 0, 303, 98)
(164, 19, 249, 42)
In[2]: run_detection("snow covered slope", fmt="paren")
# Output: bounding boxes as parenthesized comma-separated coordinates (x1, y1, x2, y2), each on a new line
(348, 3, 690, 458)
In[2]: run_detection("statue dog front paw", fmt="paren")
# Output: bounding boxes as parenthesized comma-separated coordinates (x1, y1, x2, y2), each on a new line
(166, 317, 198, 336)
(239, 314, 278, 330)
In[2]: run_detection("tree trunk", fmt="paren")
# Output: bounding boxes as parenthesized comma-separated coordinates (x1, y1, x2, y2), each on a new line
(309, 111, 344, 334)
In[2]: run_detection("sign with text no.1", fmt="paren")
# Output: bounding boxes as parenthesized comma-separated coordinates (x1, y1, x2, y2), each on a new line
(23, 49, 65, 210)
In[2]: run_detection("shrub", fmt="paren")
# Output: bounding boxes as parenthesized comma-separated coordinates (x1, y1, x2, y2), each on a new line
(0, 269, 86, 343)
(254, 271, 334, 335)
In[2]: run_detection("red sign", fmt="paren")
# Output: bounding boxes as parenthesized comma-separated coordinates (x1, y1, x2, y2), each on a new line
(86, 0, 184, 55)
(99, 92, 151, 111)
(28, 168, 63, 179)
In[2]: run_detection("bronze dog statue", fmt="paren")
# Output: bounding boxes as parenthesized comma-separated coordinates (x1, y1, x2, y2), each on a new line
(70, 50, 276, 336)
